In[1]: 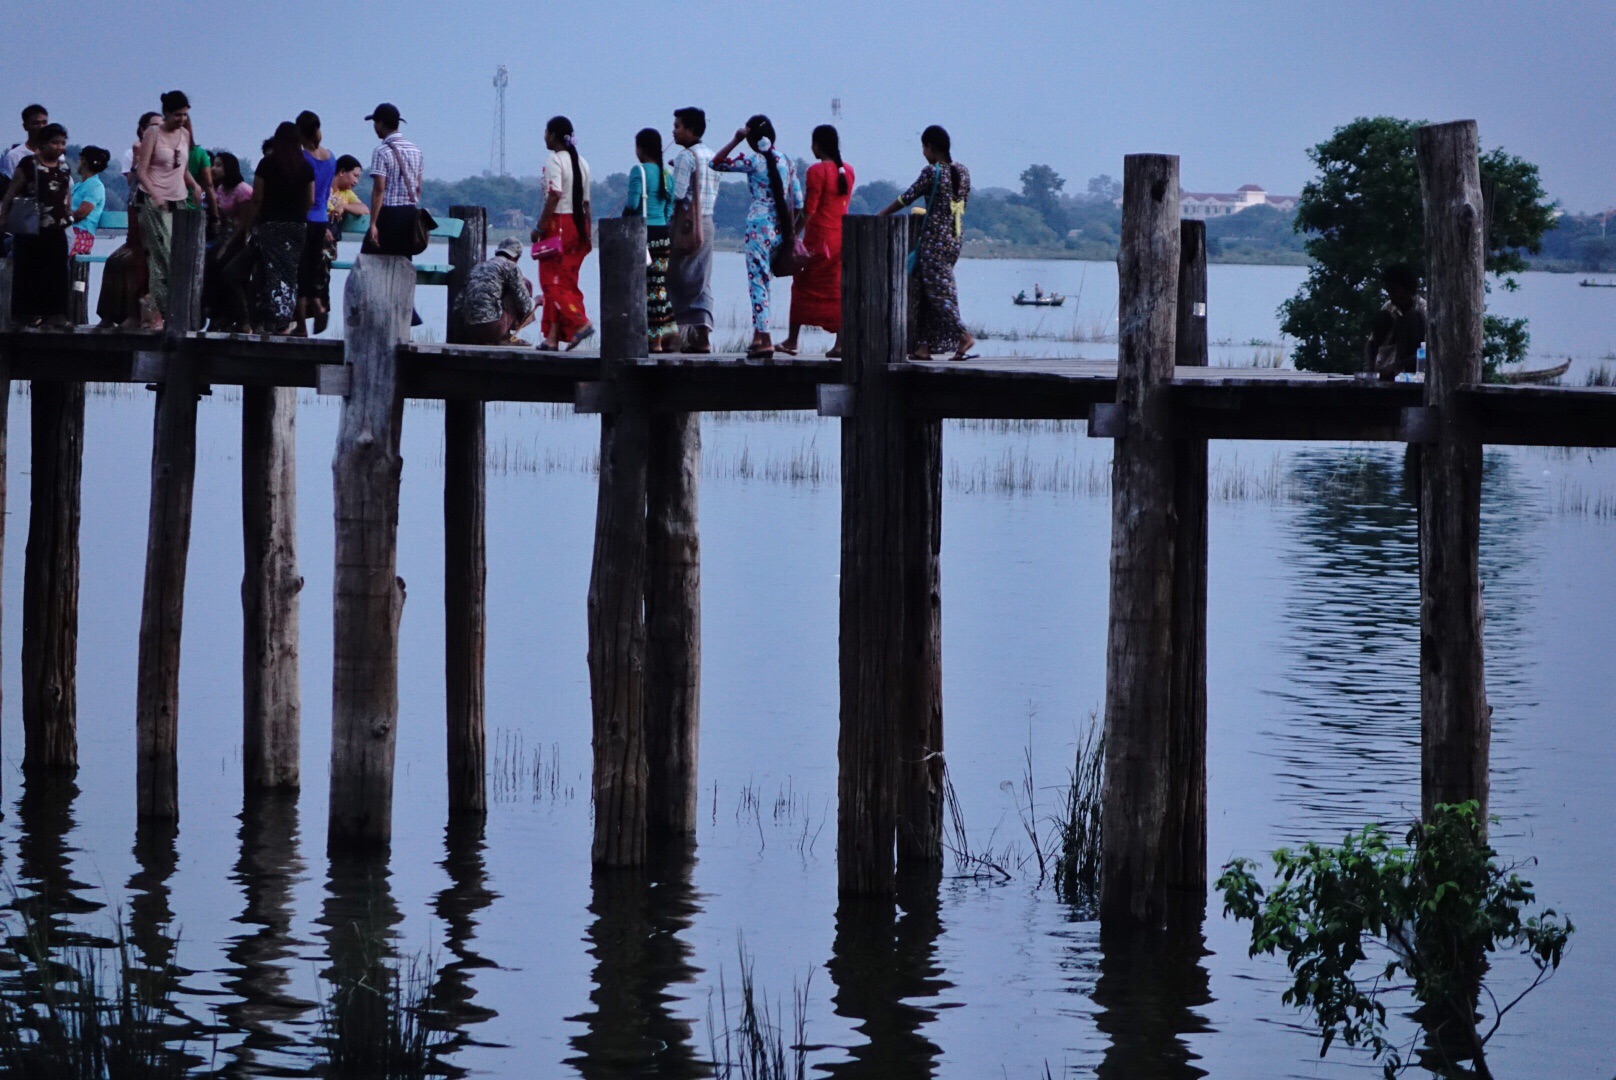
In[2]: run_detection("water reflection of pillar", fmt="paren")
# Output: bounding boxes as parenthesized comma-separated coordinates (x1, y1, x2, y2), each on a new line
(318, 848, 404, 1067)
(12, 777, 102, 945)
(127, 819, 206, 1073)
(823, 870, 949, 1079)
(1092, 923, 1212, 1080)
(566, 844, 704, 1079)
(219, 791, 315, 1074)
(429, 817, 501, 1045)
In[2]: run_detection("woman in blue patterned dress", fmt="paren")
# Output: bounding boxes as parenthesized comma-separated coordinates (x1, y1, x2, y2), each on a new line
(879, 124, 977, 361)
(712, 115, 801, 360)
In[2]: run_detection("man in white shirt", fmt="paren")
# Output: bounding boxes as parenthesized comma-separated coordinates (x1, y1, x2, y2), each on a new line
(1, 103, 49, 182)
(667, 106, 720, 352)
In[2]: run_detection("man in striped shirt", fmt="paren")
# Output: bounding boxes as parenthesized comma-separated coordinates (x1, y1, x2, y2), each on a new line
(363, 102, 424, 256)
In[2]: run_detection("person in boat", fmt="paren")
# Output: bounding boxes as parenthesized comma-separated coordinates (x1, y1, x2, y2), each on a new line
(1364, 263, 1426, 380)
(1034, 283, 1043, 300)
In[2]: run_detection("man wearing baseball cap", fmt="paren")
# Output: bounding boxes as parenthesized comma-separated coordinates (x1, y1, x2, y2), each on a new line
(453, 237, 536, 344)
(362, 102, 423, 256)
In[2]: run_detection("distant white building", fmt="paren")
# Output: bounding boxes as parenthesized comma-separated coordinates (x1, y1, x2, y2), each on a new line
(1180, 184, 1298, 219)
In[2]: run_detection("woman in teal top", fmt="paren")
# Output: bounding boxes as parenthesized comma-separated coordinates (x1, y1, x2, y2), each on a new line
(624, 128, 677, 350)
(69, 145, 110, 255)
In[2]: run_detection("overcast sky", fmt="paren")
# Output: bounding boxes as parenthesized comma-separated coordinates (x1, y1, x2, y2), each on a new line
(8, 0, 1613, 210)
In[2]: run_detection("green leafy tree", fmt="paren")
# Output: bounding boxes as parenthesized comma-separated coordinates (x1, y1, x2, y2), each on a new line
(1279, 117, 1557, 377)
(1019, 164, 1067, 232)
(1217, 802, 1573, 1079)
(1086, 174, 1122, 202)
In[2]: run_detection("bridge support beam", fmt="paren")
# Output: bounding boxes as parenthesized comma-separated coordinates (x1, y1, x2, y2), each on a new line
(1415, 120, 1490, 823)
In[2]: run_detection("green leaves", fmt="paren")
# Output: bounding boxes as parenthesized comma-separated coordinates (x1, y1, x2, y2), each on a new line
(1280, 117, 1556, 378)
(1217, 803, 1573, 1076)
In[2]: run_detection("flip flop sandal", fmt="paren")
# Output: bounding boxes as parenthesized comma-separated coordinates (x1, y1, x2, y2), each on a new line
(535, 342, 558, 352)
(746, 347, 776, 361)
(775, 344, 799, 356)
(565, 325, 597, 351)
(949, 352, 981, 362)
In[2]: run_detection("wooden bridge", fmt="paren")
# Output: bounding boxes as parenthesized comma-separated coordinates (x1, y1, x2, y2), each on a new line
(1, 121, 1609, 929)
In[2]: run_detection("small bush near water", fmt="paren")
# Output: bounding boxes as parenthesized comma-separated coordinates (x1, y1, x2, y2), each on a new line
(1218, 802, 1572, 1079)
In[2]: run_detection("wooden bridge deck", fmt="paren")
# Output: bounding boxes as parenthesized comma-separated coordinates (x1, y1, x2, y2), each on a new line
(6, 329, 1614, 445)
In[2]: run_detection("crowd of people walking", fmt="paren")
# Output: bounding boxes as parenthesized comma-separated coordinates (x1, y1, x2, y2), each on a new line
(3, 95, 978, 360)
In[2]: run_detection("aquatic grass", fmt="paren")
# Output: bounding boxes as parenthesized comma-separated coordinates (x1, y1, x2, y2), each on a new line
(0, 903, 196, 1080)
(1583, 362, 1615, 386)
(705, 940, 811, 1080)
(1053, 716, 1106, 910)
(490, 729, 575, 803)
(317, 943, 448, 1079)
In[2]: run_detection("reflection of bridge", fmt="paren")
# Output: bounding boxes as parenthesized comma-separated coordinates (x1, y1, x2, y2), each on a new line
(2, 120, 1603, 935)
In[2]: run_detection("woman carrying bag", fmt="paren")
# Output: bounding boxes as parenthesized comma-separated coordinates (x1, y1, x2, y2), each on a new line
(623, 127, 678, 352)
(712, 115, 802, 360)
(532, 116, 594, 351)
(879, 124, 977, 361)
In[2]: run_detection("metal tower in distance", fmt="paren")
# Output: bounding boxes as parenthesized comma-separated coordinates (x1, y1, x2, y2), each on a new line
(492, 64, 510, 176)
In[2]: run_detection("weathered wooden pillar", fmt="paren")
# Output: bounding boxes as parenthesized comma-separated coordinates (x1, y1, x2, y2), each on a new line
(1415, 121, 1490, 822)
(1167, 218, 1209, 899)
(135, 208, 206, 820)
(896, 211, 944, 870)
(0, 258, 12, 787)
(644, 411, 701, 841)
(241, 383, 302, 789)
(838, 215, 925, 895)
(444, 206, 488, 815)
(1099, 154, 1186, 928)
(587, 215, 651, 866)
(328, 255, 414, 849)
(22, 380, 84, 774)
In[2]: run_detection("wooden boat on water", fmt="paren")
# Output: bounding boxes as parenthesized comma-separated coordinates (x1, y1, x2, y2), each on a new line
(1578, 279, 1616, 288)
(1498, 358, 1572, 385)
(1013, 292, 1066, 307)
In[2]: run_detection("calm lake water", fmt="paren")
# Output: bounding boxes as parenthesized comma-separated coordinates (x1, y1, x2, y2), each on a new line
(5, 255, 1615, 1076)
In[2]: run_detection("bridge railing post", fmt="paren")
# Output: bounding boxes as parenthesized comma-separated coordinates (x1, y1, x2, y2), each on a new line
(1415, 120, 1490, 823)
(588, 215, 651, 866)
(328, 252, 414, 849)
(1100, 154, 1187, 928)
(135, 207, 206, 819)
(444, 205, 489, 816)
(837, 214, 943, 895)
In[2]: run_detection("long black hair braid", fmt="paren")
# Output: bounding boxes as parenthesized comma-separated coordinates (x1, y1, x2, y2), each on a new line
(547, 115, 588, 236)
(747, 114, 792, 231)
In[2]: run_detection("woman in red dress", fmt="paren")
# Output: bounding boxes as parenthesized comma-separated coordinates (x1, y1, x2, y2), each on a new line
(781, 125, 854, 357)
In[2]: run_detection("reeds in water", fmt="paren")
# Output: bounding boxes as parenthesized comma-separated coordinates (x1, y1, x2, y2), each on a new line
(705, 942, 811, 1080)
(1585, 362, 1615, 387)
(317, 945, 447, 1079)
(1053, 717, 1105, 910)
(0, 906, 194, 1079)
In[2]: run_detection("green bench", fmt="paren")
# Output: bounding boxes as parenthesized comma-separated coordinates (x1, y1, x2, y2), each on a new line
(75, 211, 464, 285)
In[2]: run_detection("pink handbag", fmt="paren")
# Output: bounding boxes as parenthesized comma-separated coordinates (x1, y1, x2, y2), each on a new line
(531, 236, 564, 261)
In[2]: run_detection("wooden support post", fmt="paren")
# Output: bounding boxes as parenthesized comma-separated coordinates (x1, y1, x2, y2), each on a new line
(328, 254, 414, 849)
(839, 215, 944, 894)
(1415, 121, 1490, 822)
(1100, 154, 1186, 927)
(444, 206, 488, 816)
(587, 216, 651, 866)
(22, 381, 84, 774)
(897, 406, 944, 869)
(1168, 218, 1209, 899)
(241, 384, 302, 789)
(135, 208, 206, 820)
(644, 410, 701, 840)
(0, 258, 11, 787)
